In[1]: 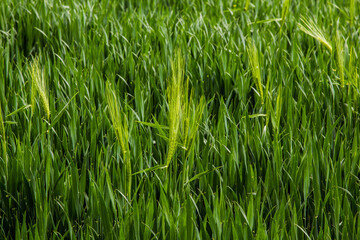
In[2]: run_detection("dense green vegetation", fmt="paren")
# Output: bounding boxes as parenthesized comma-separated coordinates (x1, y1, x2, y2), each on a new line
(1, 0, 359, 239)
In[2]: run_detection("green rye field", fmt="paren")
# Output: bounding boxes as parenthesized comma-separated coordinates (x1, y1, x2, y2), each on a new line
(0, 0, 360, 239)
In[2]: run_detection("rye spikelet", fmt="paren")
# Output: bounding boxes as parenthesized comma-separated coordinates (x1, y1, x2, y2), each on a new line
(245, 0, 250, 10)
(335, 30, 345, 87)
(350, 0, 356, 27)
(281, 0, 291, 24)
(247, 38, 264, 104)
(166, 49, 183, 167)
(298, 16, 332, 52)
(349, 47, 358, 88)
(30, 58, 50, 119)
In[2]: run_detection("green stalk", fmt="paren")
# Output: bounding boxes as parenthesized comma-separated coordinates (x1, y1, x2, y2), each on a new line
(0, 103, 7, 171)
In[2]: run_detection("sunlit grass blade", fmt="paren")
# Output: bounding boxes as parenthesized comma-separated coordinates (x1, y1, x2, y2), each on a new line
(5, 104, 31, 118)
(298, 16, 332, 52)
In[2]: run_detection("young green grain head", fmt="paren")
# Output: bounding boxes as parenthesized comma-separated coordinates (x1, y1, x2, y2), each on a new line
(247, 37, 264, 104)
(166, 49, 184, 167)
(350, 0, 356, 27)
(30, 58, 50, 120)
(335, 30, 345, 87)
(106, 81, 131, 198)
(349, 47, 358, 88)
(298, 16, 332, 52)
(245, 0, 250, 11)
(281, 0, 291, 27)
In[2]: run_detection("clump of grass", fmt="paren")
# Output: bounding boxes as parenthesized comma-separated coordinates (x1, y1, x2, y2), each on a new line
(4, 0, 360, 238)
(298, 16, 332, 52)
(135, 50, 205, 172)
(106, 82, 131, 198)
(335, 30, 345, 87)
(166, 49, 183, 167)
(30, 57, 50, 120)
(247, 38, 264, 104)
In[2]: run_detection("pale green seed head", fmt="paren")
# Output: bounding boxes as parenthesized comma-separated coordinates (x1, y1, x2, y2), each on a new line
(298, 16, 332, 52)
(30, 58, 50, 120)
(335, 30, 345, 87)
(247, 37, 264, 104)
